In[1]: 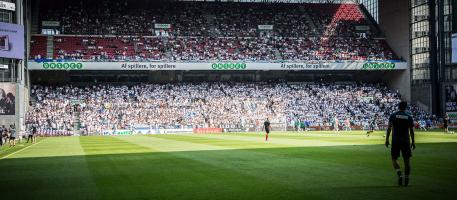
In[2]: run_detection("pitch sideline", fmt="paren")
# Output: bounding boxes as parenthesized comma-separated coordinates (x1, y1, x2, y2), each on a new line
(0, 139, 44, 159)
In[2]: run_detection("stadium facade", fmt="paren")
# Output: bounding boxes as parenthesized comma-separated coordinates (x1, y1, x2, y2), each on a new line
(0, 0, 454, 130)
(0, 0, 27, 128)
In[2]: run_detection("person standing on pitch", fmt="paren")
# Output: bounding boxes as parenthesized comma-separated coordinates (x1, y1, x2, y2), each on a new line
(385, 101, 415, 187)
(366, 114, 377, 137)
(344, 118, 351, 131)
(443, 114, 449, 134)
(27, 126, 37, 143)
(419, 119, 427, 131)
(9, 125, 17, 147)
(264, 118, 271, 141)
(0, 125, 5, 146)
(0, 125, 3, 147)
(333, 116, 339, 132)
(33, 125, 38, 143)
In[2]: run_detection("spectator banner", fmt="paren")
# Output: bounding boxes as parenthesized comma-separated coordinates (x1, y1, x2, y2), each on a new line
(193, 128, 223, 133)
(0, 22, 24, 59)
(270, 122, 287, 131)
(359, 96, 374, 102)
(0, 1, 15, 11)
(154, 24, 171, 29)
(132, 128, 194, 134)
(41, 21, 60, 27)
(28, 61, 408, 71)
(224, 128, 247, 132)
(0, 83, 15, 115)
(355, 25, 370, 31)
(102, 130, 133, 136)
(445, 84, 457, 119)
(37, 130, 73, 137)
(159, 128, 193, 134)
(258, 25, 273, 30)
(133, 127, 154, 134)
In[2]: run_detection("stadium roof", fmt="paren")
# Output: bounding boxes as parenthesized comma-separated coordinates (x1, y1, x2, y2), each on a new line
(178, 0, 357, 3)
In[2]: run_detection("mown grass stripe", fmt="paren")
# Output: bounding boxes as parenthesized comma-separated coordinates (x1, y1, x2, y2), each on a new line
(0, 139, 44, 159)
(0, 132, 456, 200)
(117, 135, 231, 152)
(0, 137, 99, 199)
(148, 134, 289, 149)
(82, 135, 320, 199)
(79, 136, 154, 156)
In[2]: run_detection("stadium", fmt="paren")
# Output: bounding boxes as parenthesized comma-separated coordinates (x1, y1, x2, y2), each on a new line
(1, 0, 457, 199)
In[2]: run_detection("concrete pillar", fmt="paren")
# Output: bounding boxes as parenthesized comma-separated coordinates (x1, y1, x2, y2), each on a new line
(378, 0, 412, 102)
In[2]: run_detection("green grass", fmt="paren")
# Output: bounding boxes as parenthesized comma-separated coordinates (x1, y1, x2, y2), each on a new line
(0, 138, 44, 158)
(1, 130, 457, 200)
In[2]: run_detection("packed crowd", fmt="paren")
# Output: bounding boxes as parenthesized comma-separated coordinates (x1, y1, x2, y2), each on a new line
(41, 1, 364, 37)
(31, 1, 398, 61)
(26, 82, 430, 134)
(31, 36, 395, 61)
(26, 86, 76, 132)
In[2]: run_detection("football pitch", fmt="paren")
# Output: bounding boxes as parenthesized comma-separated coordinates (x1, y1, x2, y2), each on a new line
(1, 131, 457, 200)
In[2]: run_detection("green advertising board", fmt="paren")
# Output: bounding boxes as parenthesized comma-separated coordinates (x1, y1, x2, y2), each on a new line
(362, 62, 396, 70)
(211, 63, 247, 70)
(42, 62, 84, 70)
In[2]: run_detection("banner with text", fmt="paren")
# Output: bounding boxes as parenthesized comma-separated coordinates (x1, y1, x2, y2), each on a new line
(0, 1, 15, 11)
(42, 21, 60, 27)
(102, 130, 133, 136)
(445, 84, 457, 119)
(0, 22, 25, 59)
(159, 128, 193, 134)
(154, 24, 171, 29)
(193, 128, 223, 133)
(355, 25, 370, 31)
(28, 61, 408, 71)
(258, 25, 273, 30)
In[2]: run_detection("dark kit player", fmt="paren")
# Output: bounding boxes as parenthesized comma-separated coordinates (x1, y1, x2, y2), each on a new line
(264, 118, 271, 141)
(443, 114, 449, 134)
(366, 114, 378, 137)
(385, 102, 415, 187)
(27, 126, 37, 143)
